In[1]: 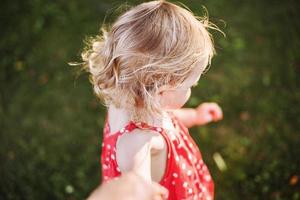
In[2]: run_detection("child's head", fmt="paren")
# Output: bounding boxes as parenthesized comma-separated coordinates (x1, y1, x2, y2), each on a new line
(80, 0, 221, 122)
(157, 60, 205, 110)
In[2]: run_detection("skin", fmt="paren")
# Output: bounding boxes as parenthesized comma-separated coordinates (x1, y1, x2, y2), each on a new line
(159, 63, 223, 128)
(158, 62, 223, 128)
(86, 62, 223, 200)
(87, 172, 168, 200)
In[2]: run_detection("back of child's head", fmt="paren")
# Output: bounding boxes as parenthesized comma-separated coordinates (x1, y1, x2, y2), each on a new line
(80, 0, 222, 122)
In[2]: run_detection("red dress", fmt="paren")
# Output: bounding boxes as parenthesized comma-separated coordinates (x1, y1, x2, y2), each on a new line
(101, 111, 214, 200)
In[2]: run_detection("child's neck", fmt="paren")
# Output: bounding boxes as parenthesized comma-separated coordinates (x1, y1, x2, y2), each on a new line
(108, 104, 174, 132)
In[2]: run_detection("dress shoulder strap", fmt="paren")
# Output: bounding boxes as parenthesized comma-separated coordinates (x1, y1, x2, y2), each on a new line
(104, 112, 135, 139)
(104, 111, 178, 138)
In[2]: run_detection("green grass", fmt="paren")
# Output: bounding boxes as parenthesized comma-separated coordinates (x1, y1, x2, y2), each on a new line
(1, 0, 299, 199)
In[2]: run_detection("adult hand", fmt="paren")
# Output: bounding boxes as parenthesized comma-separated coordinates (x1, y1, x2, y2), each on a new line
(87, 172, 169, 200)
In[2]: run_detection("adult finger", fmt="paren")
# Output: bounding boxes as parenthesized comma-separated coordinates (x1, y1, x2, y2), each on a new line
(151, 182, 169, 199)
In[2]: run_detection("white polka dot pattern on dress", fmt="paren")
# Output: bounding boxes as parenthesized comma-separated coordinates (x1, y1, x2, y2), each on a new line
(204, 174, 211, 181)
(198, 193, 203, 198)
(193, 157, 198, 164)
(183, 182, 188, 188)
(173, 173, 178, 178)
(171, 134, 176, 141)
(177, 143, 182, 149)
(111, 154, 115, 160)
(102, 113, 215, 200)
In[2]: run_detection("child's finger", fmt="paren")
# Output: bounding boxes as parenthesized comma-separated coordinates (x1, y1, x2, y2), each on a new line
(205, 113, 213, 122)
(196, 102, 223, 125)
(210, 108, 222, 120)
(208, 103, 223, 120)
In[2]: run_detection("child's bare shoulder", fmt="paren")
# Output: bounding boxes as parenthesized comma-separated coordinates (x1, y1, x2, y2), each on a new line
(116, 128, 165, 172)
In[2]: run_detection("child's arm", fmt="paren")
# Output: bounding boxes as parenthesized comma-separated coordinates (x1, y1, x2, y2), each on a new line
(171, 102, 223, 128)
(170, 108, 198, 128)
(115, 129, 168, 198)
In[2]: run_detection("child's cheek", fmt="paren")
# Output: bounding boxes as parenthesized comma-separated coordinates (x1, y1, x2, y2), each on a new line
(175, 89, 191, 109)
(183, 88, 191, 105)
(161, 89, 191, 109)
(186, 88, 191, 100)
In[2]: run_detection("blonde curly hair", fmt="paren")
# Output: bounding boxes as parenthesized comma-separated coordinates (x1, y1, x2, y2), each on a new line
(75, 0, 223, 122)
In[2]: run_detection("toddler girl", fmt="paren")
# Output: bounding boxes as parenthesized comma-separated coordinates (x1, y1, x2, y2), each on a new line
(80, 0, 223, 199)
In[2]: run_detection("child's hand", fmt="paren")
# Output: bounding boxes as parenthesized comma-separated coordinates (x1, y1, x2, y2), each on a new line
(87, 172, 169, 200)
(194, 102, 223, 126)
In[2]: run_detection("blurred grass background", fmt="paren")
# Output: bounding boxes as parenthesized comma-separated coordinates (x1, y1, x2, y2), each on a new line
(0, 0, 299, 199)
